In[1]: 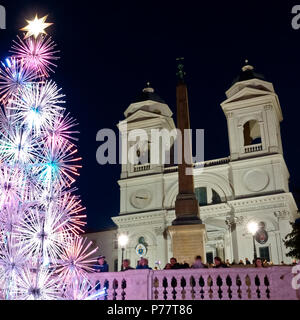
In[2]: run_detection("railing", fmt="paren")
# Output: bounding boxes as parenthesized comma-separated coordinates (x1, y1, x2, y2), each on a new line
(88, 267, 299, 300)
(134, 164, 151, 172)
(244, 143, 263, 153)
(164, 157, 230, 173)
(163, 166, 178, 173)
(195, 157, 230, 168)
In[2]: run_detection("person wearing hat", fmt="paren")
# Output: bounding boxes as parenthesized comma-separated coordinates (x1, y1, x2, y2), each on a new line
(94, 255, 109, 272)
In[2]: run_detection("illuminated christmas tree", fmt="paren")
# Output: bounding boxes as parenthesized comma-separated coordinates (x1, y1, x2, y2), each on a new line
(0, 14, 99, 300)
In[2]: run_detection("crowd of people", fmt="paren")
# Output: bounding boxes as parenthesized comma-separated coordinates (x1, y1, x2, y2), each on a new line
(161, 256, 274, 269)
(93, 255, 298, 273)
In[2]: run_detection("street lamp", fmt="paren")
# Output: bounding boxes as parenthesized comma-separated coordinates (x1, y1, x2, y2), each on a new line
(247, 221, 259, 261)
(118, 234, 129, 271)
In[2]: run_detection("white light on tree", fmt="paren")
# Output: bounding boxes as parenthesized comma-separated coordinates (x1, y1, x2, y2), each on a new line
(247, 221, 259, 235)
(20, 14, 53, 39)
(118, 234, 129, 248)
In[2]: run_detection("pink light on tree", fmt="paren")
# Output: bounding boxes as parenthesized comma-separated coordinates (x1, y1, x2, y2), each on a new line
(0, 57, 38, 103)
(10, 35, 60, 78)
(55, 237, 98, 284)
(0, 15, 99, 300)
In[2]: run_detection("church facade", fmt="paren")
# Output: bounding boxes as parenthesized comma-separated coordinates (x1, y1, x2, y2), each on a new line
(86, 63, 298, 270)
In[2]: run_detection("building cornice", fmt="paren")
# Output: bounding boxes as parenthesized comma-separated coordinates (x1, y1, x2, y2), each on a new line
(112, 210, 167, 228)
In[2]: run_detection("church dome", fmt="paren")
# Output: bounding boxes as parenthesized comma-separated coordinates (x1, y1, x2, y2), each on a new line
(124, 82, 172, 118)
(131, 83, 165, 104)
(225, 60, 274, 99)
(232, 61, 265, 85)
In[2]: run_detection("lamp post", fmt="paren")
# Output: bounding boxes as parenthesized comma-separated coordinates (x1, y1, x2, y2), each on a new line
(247, 221, 259, 261)
(118, 234, 129, 271)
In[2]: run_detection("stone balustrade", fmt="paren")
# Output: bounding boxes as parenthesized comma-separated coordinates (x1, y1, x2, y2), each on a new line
(194, 157, 230, 168)
(88, 266, 299, 300)
(244, 143, 263, 153)
(133, 164, 151, 172)
(164, 157, 230, 174)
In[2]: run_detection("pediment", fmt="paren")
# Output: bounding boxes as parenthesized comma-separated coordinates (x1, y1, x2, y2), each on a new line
(222, 87, 274, 105)
(118, 109, 166, 126)
(124, 100, 173, 118)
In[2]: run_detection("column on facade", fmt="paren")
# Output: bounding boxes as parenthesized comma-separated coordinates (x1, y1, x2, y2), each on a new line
(226, 216, 238, 263)
(274, 211, 293, 263)
(119, 130, 128, 178)
(154, 226, 167, 269)
(226, 215, 246, 263)
(224, 229, 233, 263)
(227, 114, 239, 160)
(271, 230, 282, 264)
(215, 240, 225, 261)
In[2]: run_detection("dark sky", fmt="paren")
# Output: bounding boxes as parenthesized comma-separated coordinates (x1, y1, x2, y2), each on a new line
(0, 1, 299, 231)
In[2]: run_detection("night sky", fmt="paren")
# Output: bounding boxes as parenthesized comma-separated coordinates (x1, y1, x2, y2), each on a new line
(0, 1, 299, 232)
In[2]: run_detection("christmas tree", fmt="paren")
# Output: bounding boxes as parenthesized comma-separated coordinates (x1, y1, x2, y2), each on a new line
(0, 14, 99, 300)
(284, 218, 300, 261)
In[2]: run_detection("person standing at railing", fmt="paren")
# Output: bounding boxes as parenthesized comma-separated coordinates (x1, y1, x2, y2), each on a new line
(181, 261, 190, 268)
(94, 255, 109, 272)
(245, 258, 251, 265)
(136, 257, 152, 269)
(122, 259, 134, 271)
(254, 257, 264, 268)
(191, 255, 207, 269)
(213, 256, 229, 268)
(170, 257, 181, 269)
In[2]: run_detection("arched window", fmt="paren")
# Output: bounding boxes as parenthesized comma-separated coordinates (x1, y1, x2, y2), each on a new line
(212, 189, 221, 204)
(195, 187, 207, 205)
(136, 141, 150, 165)
(243, 120, 262, 146)
(195, 187, 222, 206)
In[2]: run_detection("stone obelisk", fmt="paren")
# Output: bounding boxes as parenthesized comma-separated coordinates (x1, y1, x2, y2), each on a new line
(168, 58, 206, 265)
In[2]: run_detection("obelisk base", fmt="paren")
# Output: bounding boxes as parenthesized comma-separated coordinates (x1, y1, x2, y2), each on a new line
(168, 224, 206, 265)
(174, 194, 202, 224)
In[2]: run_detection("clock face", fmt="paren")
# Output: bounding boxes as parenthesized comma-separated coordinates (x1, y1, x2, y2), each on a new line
(130, 189, 152, 209)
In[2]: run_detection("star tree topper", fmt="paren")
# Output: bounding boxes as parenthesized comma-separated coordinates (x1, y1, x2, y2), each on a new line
(20, 14, 53, 39)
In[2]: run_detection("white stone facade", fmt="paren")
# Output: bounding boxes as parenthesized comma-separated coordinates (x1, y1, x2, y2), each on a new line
(86, 70, 299, 270)
(84, 228, 118, 271)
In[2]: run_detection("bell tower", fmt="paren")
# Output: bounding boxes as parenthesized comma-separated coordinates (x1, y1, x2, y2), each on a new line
(221, 61, 283, 161)
(118, 83, 176, 179)
(113, 84, 176, 269)
(117, 83, 176, 216)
